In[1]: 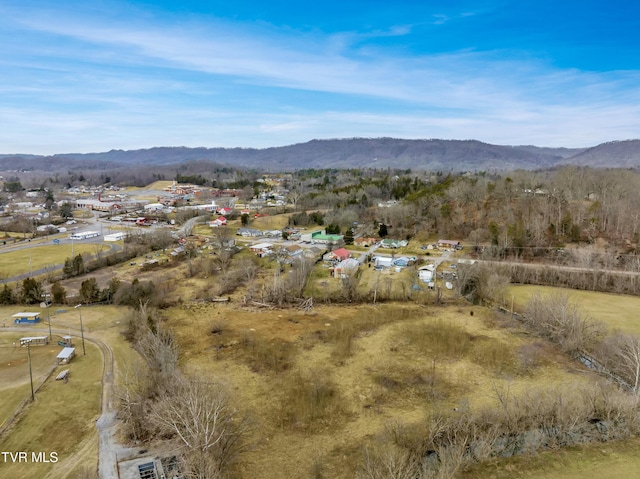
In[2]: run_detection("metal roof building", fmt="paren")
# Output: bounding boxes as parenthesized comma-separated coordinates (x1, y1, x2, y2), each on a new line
(12, 312, 41, 324)
(56, 347, 76, 364)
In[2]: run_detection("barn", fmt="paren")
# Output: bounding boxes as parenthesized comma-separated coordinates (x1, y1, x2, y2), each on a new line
(12, 312, 41, 324)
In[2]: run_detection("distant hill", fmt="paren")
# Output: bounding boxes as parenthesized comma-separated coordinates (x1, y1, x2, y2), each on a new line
(3, 137, 640, 173)
(558, 140, 640, 168)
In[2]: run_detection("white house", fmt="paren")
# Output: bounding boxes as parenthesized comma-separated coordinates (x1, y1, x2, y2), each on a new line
(249, 242, 273, 256)
(373, 256, 394, 268)
(333, 258, 359, 278)
(418, 265, 434, 283)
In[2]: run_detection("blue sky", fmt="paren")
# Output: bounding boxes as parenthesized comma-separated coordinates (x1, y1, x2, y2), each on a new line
(2, 0, 640, 154)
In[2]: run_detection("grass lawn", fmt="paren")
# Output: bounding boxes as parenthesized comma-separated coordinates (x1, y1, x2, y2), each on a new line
(0, 244, 109, 278)
(508, 285, 640, 336)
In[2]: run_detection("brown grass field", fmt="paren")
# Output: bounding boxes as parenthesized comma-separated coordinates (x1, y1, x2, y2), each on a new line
(0, 305, 141, 479)
(4, 209, 640, 479)
(0, 341, 101, 479)
(0, 333, 59, 428)
(508, 284, 640, 336)
(164, 300, 597, 479)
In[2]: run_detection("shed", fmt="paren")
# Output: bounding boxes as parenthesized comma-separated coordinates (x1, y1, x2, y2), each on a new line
(20, 336, 49, 346)
(12, 312, 41, 324)
(57, 347, 76, 364)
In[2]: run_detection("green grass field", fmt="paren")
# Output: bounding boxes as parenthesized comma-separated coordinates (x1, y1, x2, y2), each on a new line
(509, 285, 640, 335)
(0, 244, 109, 278)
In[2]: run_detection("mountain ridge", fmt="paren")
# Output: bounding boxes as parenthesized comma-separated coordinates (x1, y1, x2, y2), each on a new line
(3, 138, 640, 172)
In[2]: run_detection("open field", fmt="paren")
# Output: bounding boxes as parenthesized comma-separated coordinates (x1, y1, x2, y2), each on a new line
(164, 300, 597, 479)
(509, 285, 640, 336)
(0, 333, 59, 428)
(461, 436, 640, 479)
(0, 305, 141, 478)
(249, 213, 291, 230)
(0, 243, 110, 278)
(144, 180, 174, 191)
(0, 341, 101, 479)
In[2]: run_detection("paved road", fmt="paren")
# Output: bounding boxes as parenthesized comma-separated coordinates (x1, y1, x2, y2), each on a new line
(474, 258, 640, 277)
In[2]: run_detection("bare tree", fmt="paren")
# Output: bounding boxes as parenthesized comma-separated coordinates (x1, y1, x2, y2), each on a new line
(286, 257, 315, 298)
(600, 333, 640, 394)
(151, 377, 250, 478)
(341, 267, 361, 302)
(524, 292, 605, 353)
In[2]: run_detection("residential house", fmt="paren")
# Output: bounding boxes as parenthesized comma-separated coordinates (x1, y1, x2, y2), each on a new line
(380, 238, 408, 249)
(328, 248, 351, 261)
(303, 246, 324, 262)
(394, 256, 415, 267)
(249, 242, 273, 257)
(333, 258, 360, 278)
(236, 228, 262, 237)
(437, 239, 462, 250)
(209, 216, 227, 227)
(301, 230, 344, 245)
(373, 256, 394, 268)
(417, 264, 435, 282)
(354, 237, 378, 247)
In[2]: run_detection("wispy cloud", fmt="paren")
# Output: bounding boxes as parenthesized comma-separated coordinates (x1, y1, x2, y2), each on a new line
(1, 1, 639, 153)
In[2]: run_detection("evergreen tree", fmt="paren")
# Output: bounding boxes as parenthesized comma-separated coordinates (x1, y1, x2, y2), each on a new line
(344, 228, 354, 245)
(21, 277, 43, 304)
(0, 284, 15, 305)
(51, 281, 67, 304)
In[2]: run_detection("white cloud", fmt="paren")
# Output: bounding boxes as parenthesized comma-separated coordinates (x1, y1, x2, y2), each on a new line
(1, 2, 640, 152)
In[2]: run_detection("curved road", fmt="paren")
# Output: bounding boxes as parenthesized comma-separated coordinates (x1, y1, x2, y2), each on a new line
(0, 325, 119, 478)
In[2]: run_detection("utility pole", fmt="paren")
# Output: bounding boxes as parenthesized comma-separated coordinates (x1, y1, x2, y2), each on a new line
(75, 304, 86, 355)
(43, 292, 52, 341)
(27, 340, 34, 401)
